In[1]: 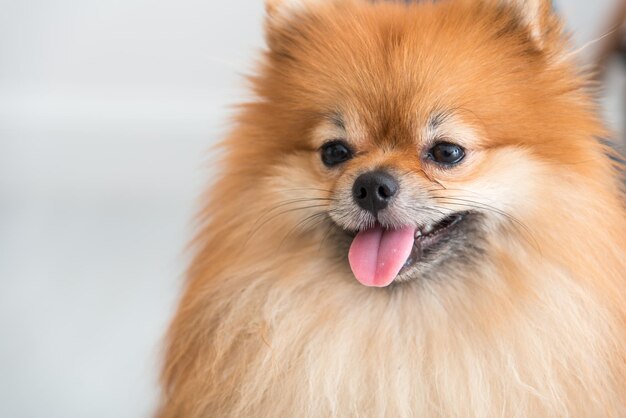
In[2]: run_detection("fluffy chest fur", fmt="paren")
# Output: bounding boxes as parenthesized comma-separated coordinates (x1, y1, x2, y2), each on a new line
(160, 231, 625, 417)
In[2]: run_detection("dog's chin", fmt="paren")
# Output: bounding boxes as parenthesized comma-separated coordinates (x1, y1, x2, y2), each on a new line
(330, 211, 486, 286)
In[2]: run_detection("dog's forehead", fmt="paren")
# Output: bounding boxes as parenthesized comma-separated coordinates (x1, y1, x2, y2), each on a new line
(314, 106, 480, 151)
(314, 105, 418, 149)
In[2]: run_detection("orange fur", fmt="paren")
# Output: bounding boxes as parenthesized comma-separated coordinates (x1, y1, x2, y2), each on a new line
(158, 1, 626, 416)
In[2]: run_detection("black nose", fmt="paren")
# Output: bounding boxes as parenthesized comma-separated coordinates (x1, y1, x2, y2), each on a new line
(352, 170, 399, 216)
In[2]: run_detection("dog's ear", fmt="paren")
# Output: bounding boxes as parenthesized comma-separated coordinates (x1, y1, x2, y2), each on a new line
(265, 0, 301, 17)
(494, 0, 558, 49)
(264, 0, 338, 55)
(265, 0, 327, 21)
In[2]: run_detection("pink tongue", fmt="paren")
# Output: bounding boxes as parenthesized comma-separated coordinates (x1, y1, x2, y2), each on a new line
(348, 226, 416, 287)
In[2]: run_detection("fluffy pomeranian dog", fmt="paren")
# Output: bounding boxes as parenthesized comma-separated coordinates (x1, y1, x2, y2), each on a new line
(158, 0, 626, 416)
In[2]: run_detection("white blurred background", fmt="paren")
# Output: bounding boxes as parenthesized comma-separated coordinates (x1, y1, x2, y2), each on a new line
(0, 1, 624, 417)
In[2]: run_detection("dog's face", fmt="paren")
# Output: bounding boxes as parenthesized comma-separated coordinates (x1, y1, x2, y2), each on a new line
(251, 0, 595, 287)
(312, 108, 502, 287)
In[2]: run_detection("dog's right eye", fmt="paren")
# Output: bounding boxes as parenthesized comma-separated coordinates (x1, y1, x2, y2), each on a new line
(427, 142, 466, 166)
(321, 140, 353, 167)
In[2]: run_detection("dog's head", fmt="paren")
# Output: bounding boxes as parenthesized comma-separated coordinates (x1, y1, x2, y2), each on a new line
(235, 0, 608, 287)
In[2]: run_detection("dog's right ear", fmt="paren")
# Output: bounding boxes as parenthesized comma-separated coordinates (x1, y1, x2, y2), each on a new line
(265, 0, 299, 17)
(265, 0, 326, 22)
(264, 0, 335, 55)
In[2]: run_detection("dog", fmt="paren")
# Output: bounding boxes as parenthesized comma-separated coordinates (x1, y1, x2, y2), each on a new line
(158, 0, 626, 416)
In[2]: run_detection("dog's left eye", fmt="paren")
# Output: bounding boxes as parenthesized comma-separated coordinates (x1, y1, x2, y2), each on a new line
(321, 140, 353, 167)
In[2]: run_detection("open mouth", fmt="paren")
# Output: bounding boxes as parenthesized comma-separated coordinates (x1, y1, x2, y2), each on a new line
(348, 212, 468, 287)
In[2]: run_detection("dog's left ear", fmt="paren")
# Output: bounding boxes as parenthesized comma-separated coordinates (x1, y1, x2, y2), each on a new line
(495, 0, 558, 49)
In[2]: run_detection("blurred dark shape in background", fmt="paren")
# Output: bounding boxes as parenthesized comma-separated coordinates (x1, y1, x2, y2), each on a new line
(596, 0, 626, 148)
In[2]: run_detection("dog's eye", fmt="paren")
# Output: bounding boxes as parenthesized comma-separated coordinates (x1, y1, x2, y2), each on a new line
(321, 140, 353, 167)
(428, 142, 465, 166)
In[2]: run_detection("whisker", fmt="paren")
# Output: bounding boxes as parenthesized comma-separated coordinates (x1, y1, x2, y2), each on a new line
(431, 198, 542, 254)
(280, 187, 335, 194)
(249, 197, 334, 234)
